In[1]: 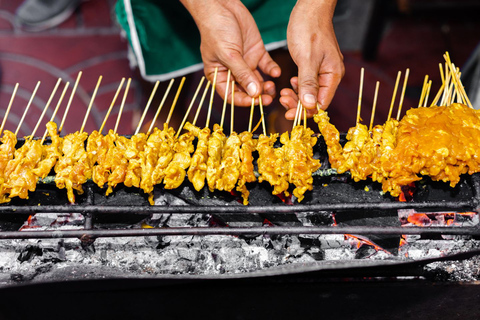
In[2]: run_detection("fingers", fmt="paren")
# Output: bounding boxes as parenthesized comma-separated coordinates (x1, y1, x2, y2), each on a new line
(297, 59, 321, 110)
(258, 50, 281, 78)
(225, 51, 262, 98)
(317, 67, 344, 110)
(280, 87, 316, 120)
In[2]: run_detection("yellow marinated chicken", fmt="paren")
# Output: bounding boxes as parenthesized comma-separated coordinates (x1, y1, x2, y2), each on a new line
(257, 133, 289, 196)
(124, 133, 147, 188)
(91, 130, 116, 189)
(163, 122, 197, 190)
(236, 131, 257, 205)
(32, 122, 63, 179)
(281, 126, 321, 202)
(2, 139, 43, 200)
(106, 135, 129, 195)
(151, 123, 176, 186)
(215, 131, 242, 192)
(187, 126, 210, 191)
(140, 127, 164, 204)
(0, 130, 17, 202)
(206, 124, 226, 192)
(313, 109, 344, 170)
(55, 131, 91, 203)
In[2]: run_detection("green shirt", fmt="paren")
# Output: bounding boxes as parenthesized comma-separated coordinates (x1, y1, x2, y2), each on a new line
(115, 0, 296, 81)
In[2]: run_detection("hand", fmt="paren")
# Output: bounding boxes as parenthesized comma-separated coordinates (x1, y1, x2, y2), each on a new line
(180, 0, 281, 107)
(280, 0, 344, 119)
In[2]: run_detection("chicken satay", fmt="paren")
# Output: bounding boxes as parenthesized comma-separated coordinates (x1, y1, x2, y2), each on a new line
(206, 124, 226, 192)
(257, 133, 289, 196)
(163, 122, 197, 190)
(216, 131, 242, 192)
(151, 123, 176, 186)
(124, 132, 147, 189)
(236, 131, 257, 205)
(55, 131, 92, 203)
(32, 121, 63, 179)
(187, 126, 210, 191)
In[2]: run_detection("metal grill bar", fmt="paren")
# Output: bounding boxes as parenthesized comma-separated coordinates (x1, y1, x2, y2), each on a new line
(1, 226, 479, 240)
(0, 200, 477, 215)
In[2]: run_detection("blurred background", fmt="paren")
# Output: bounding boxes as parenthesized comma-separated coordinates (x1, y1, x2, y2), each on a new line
(0, 0, 479, 136)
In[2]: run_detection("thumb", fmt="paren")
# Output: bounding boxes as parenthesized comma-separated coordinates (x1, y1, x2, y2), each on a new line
(297, 62, 320, 109)
(225, 52, 261, 97)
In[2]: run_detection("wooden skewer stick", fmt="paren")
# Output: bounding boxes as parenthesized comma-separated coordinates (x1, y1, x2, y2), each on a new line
(220, 70, 231, 129)
(446, 54, 472, 108)
(439, 63, 445, 84)
(369, 81, 380, 131)
(135, 80, 160, 135)
(41, 81, 70, 144)
(230, 80, 235, 135)
(396, 68, 410, 121)
(418, 75, 429, 108)
(356, 68, 365, 124)
(176, 76, 205, 138)
(387, 71, 401, 121)
(303, 106, 307, 129)
(80, 76, 103, 134)
(292, 99, 301, 129)
(440, 67, 450, 106)
(166, 77, 186, 126)
(205, 67, 218, 128)
(59, 71, 82, 134)
(248, 98, 255, 132)
(148, 78, 175, 135)
(430, 82, 445, 107)
(16, 81, 41, 136)
(0, 83, 19, 136)
(114, 78, 132, 134)
(98, 78, 125, 134)
(30, 78, 62, 140)
(259, 95, 267, 135)
(423, 80, 432, 108)
(193, 80, 211, 127)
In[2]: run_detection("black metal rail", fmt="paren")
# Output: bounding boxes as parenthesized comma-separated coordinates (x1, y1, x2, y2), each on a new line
(0, 200, 477, 215)
(1, 225, 480, 240)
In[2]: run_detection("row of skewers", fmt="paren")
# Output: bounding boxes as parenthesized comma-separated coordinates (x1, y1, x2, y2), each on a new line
(0, 68, 319, 205)
(0, 52, 477, 206)
(315, 52, 478, 197)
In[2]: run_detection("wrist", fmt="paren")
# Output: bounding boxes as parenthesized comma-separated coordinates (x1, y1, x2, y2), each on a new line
(294, 0, 337, 20)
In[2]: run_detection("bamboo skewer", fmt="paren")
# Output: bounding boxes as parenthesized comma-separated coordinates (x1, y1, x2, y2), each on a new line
(114, 78, 132, 134)
(166, 77, 186, 126)
(99, 78, 125, 134)
(369, 81, 380, 131)
(230, 80, 235, 134)
(440, 67, 451, 106)
(176, 76, 205, 138)
(423, 80, 432, 108)
(0, 83, 19, 136)
(29, 78, 62, 140)
(220, 70, 231, 129)
(193, 81, 211, 127)
(259, 95, 266, 135)
(445, 53, 472, 108)
(396, 68, 410, 121)
(16, 81, 41, 136)
(418, 75, 429, 108)
(430, 82, 445, 107)
(248, 98, 255, 132)
(135, 80, 160, 135)
(303, 106, 307, 129)
(80, 76, 103, 134)
(439, 63, 445, 84)
(59, 71, 82, 134)
(206, 67, 218, 128)
(356, 68, 364, 124)
(148, 78, 174, 135)
(387, 71, 401, 121)
(292, 100, 301, 129)
(41, 81, 70, 144)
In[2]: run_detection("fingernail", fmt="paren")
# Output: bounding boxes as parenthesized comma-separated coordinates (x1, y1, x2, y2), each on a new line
(304, 94, 316, 105)
(247, 82, 257, 96)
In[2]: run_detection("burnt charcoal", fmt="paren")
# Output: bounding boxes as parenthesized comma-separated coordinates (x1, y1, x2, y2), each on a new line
(355, 244, 378, 259)
(17, 245, 42, 263)
(414, 176, 473, 203)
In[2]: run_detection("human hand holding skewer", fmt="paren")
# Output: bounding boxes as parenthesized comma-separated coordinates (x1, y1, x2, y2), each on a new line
(180, 0, 280, 107)
(280, 0, 344, 120)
